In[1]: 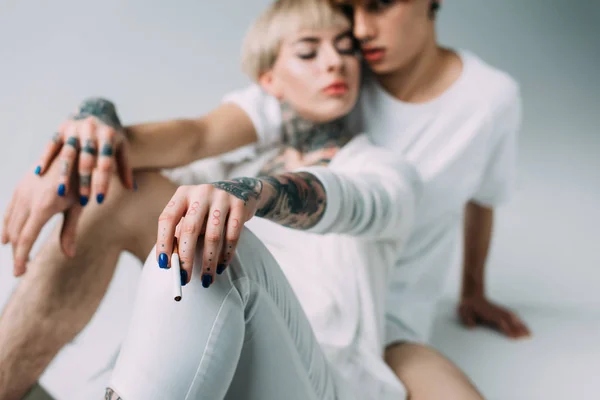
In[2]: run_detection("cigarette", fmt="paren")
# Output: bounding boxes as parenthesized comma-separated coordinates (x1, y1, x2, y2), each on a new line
(172, 238, 182, 302)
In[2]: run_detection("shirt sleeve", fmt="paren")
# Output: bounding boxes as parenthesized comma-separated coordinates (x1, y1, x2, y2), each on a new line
(471, 81, 523, 207)
(298, 148, 423, 242)
(218, 84, 283, 163)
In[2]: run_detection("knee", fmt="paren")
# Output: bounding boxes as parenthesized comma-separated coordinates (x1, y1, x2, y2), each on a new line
(385, 343, 484, 400)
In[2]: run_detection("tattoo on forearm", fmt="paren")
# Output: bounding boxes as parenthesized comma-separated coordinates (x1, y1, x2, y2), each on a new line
(211, 177, 263, 205)
(73, 97, 123, 131)
(104, 388, 123, 400)
(256, 172, 326, 230)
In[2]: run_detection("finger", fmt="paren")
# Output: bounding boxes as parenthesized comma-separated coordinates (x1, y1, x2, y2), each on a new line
(459, 309, 477, 328)
(37, 130, 64, 175)
(56, 127, 80, 197)
(156, 187, 189, 269)
(13, 210, 51, 275)
(78, 119, 98, 206)
(60, 205, 84, 258)
(201, 195, 228, 288)
(178, 198, 209, 286)
(506, 312, 530, 338)
(116, 141, 135, 191)
(2, 191, 17, 244)
(94, 125, 117, 204)
(217, 205, 244, 275)
(9, 209, 30, 276)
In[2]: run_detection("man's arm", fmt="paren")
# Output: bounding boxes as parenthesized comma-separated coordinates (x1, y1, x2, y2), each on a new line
(458, 201, 531, 338)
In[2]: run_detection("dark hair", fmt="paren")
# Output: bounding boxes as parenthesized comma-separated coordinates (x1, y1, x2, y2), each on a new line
(429, 1, 441, 19)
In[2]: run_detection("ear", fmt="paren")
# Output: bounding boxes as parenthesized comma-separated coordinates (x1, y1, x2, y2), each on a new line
(258, 70, 284, 100)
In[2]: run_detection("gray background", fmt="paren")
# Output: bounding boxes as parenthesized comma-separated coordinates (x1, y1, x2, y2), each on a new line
(1, 0, 599, 399)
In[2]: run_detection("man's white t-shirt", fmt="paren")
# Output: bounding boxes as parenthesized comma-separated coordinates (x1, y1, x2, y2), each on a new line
(221, 49, 522, 344)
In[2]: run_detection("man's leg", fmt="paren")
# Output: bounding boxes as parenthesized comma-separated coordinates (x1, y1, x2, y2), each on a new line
(385, 342, 484, 400)
(0, 171, 176, 400)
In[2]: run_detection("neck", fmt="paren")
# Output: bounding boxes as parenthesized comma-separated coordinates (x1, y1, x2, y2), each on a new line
(280, 103, 352, 153)
(376, 38, 450, 103)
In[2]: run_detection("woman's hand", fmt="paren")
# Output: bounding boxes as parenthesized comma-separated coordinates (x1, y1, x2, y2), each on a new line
(36, 97, 134, 205)
(156, 178, 271, 288)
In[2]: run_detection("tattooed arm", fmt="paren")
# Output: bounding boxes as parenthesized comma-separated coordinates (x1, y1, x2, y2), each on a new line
(212, 173, 327, 230)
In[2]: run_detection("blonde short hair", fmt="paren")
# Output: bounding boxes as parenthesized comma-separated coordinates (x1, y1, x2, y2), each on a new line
(241, 0, 350, 81)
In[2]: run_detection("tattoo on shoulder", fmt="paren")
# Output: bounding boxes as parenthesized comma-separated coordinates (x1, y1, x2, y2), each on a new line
(211, 177, 263, 205)
(256, 172, 326, 230)
(105, 388, 123, 400)
(73, 97, 123, 131)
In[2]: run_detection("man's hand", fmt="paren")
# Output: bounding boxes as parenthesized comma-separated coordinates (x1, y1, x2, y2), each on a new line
(2, 161, 80, 276)
(458, 296, 531, 339)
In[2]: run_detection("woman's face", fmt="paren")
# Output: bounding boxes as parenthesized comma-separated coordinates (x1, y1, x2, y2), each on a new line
(261, 25, 361, 123)
(347, 0, 435, 75)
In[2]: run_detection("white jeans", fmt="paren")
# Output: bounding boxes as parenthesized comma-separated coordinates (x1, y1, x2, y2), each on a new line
(109, 227, 355, 400)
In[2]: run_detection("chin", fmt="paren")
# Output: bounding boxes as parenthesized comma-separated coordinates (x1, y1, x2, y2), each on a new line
(309, 99, 355, 122)
(364, 60, 398, 75)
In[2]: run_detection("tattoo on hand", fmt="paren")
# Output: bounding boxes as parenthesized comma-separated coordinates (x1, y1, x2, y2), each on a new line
(101, 143, 114, 157)
(52, 132, 62, 144)
(104, 388, 123, 400)
(73, 97, 124, 131)
(80, 174, 91, 188)
(211, 177, 263, 205)
(66, 136, 79, 149)
(61, 160, 69, 176)
(82, 139, 97, 156)
(256, 172, 326, 230)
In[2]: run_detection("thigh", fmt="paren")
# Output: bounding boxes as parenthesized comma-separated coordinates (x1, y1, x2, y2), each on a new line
(109, 228, 345, 400)
(384, 342, 483, 400)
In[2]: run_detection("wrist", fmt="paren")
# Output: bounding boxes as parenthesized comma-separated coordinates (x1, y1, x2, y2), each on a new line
(461, 281, 485, 300)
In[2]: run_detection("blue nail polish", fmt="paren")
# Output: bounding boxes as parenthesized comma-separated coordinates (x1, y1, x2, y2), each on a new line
(34, 166, 41, 175)
(217, 264, 225, 275)
(158, 253, 168, 269)
(80, 196, 89, 206)
(57, 184, 66, 197)
(180, 269, 188, 286)
(133, 180, 138, 192)
(201, 274, 213, 288)
(97, 193, 105, 204)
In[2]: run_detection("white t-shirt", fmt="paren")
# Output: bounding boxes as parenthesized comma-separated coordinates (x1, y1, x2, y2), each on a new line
(221, 49, 522, 344)
(224, 135, 420, 399)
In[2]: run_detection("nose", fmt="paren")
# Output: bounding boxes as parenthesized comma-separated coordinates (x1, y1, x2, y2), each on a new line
(353, 8, 376, 43)
(322, 45, 345, 73)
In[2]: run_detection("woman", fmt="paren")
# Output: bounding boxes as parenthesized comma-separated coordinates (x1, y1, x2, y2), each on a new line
(105, 1, 417, 399)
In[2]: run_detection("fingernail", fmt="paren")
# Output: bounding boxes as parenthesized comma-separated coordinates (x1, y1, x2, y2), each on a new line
(34, 165, 41, 175)
(96, 193, 105, 204)
(133, 180, 138, 192)
(57, 184, 66, 196)
(201, 274, 213, 288)
(158, 253, 168, 269)
(217, 264, 226, 275)
(180, 269, 188, 286)
(80, 196, 89, 206)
